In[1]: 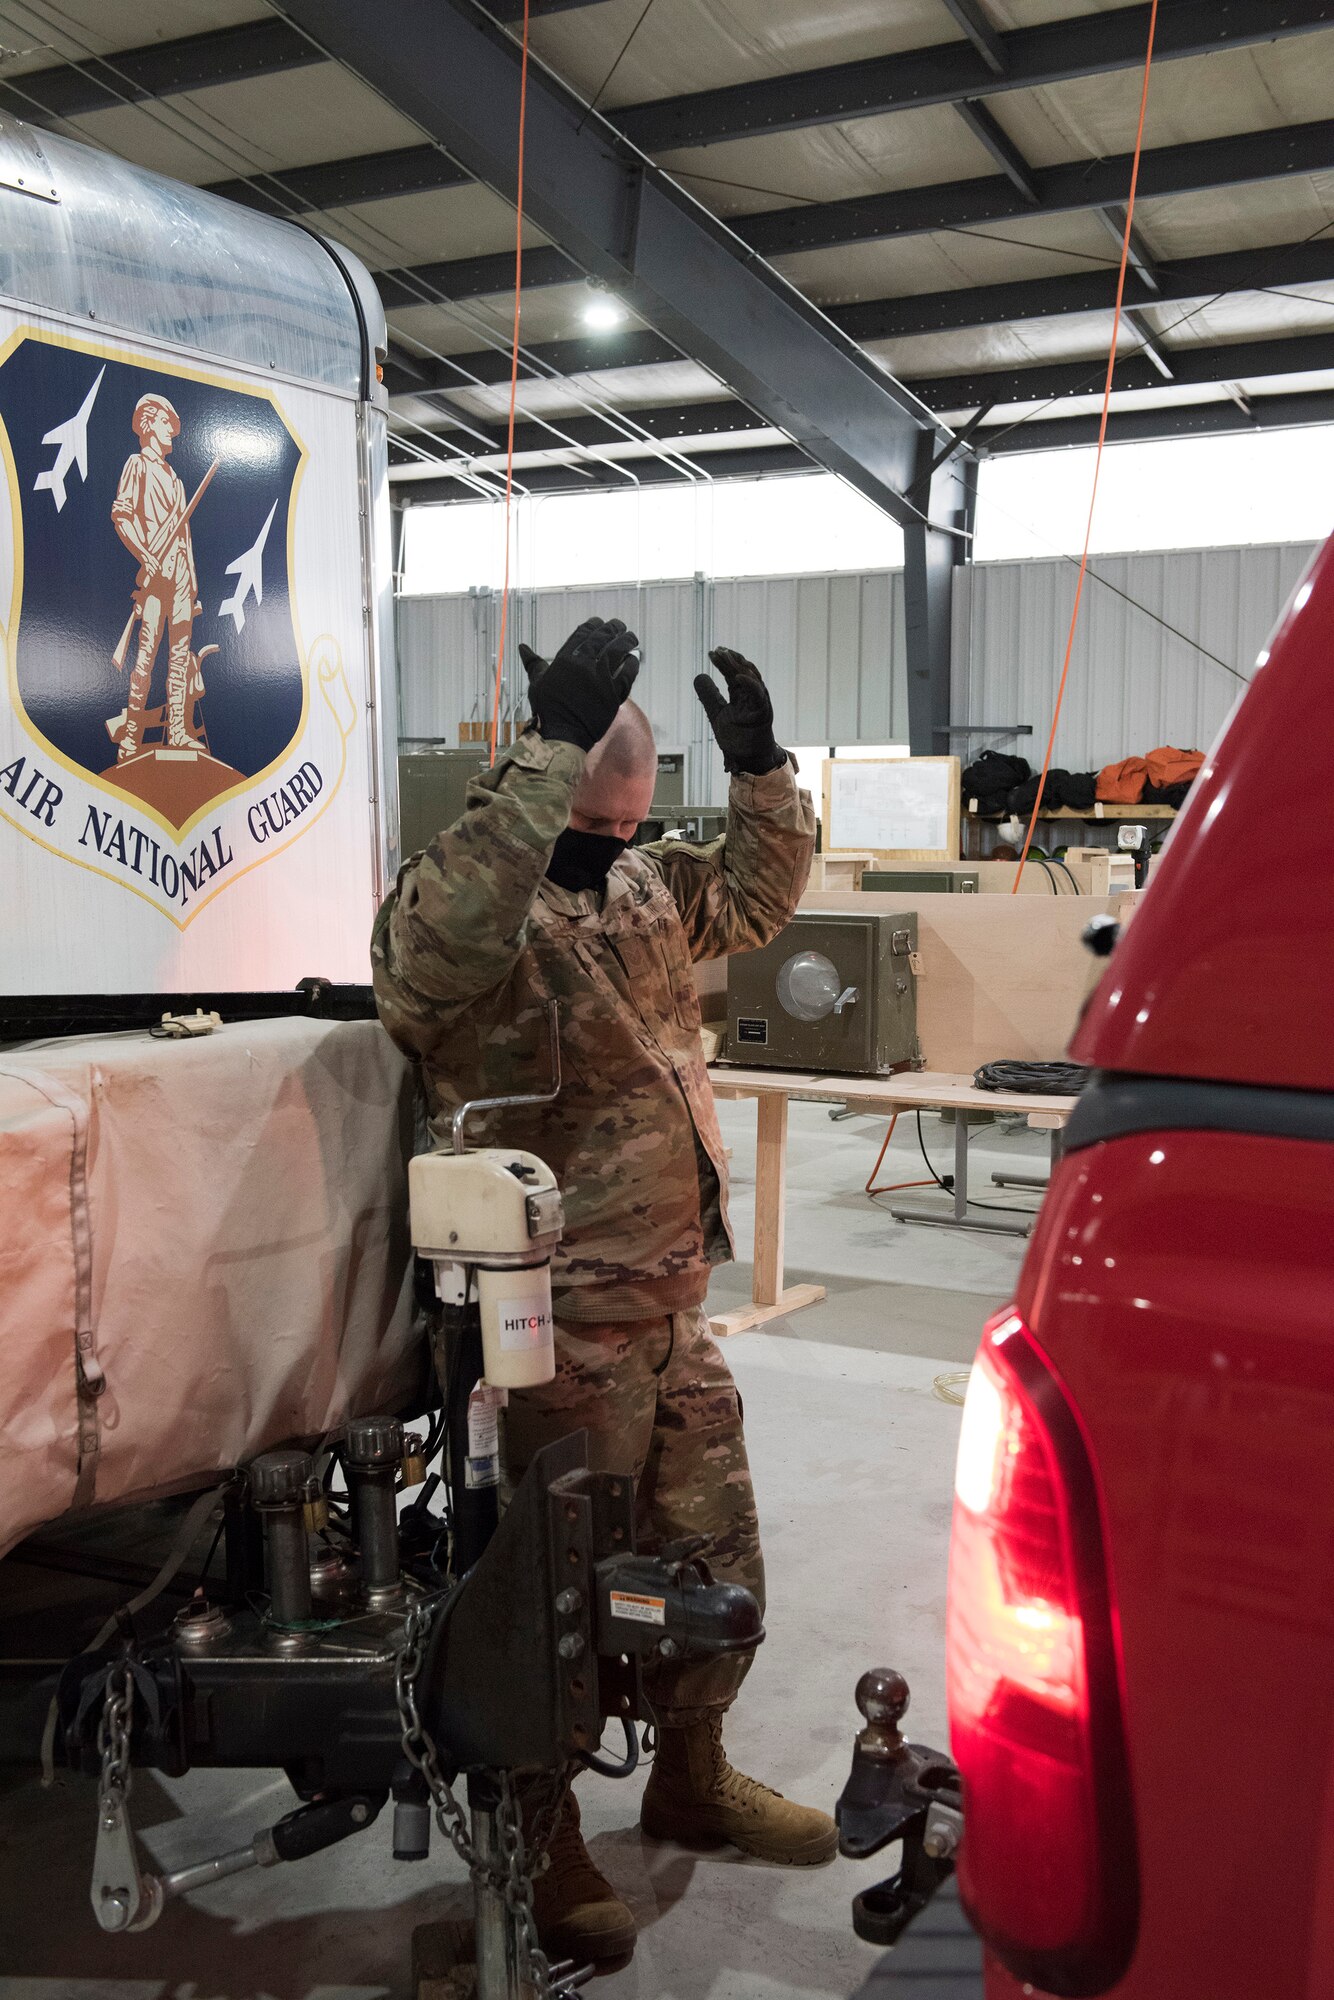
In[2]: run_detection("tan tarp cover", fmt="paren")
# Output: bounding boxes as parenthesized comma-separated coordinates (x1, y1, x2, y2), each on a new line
(0, 1016, 420, 1555)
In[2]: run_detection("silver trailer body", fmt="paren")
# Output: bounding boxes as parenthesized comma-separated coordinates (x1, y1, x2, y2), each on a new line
(0, 120, 417, 1549)
(0, 114, 399, 992)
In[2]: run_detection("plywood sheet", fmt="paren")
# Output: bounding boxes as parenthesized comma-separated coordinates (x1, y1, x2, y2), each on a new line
(800, 888, 1119, 1070)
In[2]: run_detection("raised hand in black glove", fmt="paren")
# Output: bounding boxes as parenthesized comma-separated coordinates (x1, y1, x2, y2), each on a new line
(518, 617, 640, 753)
(693, 647, 788, 776)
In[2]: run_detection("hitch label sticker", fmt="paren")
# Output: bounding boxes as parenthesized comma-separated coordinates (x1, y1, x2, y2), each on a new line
(610, 1590, 666, 1626)
(496, 1293, 554, 1351)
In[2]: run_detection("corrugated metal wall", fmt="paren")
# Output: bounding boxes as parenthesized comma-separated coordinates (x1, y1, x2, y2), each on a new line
(396, 542, 1313, 798)
(952, 541, 1317, 769)
(397, 571, 908, 801)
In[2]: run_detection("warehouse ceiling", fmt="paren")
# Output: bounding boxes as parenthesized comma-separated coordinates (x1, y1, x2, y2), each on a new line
(2, 0, 1333, 506)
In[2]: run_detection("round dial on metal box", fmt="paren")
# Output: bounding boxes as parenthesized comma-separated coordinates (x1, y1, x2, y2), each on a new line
(776, 949, 842, 1023)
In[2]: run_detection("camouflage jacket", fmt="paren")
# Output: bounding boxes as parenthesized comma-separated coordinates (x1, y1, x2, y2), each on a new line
(372, 729, 815, 1320)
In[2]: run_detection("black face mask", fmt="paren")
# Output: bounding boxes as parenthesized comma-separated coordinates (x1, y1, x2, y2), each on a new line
(545, 827, 629, 893)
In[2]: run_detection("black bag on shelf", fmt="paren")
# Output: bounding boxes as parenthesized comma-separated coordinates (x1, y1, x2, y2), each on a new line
(963, 749, 1030, 814)
(1050, 770, 1098, 811)
(1006, 768, 1099, 815)
(1142, 780, 1193, 808)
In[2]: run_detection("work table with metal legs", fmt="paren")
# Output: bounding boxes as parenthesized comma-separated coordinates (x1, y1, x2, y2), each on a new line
(707, 1067, 1078, 1336)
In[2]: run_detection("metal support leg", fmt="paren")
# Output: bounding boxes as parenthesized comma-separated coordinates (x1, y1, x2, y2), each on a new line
(992, 1123, 1064, 1190)
(890, 1113, 1033, 1238)
(469, 1778, 521, 2000)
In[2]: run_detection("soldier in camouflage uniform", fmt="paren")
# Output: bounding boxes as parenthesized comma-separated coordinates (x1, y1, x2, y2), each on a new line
(372, 618, 828, 1964)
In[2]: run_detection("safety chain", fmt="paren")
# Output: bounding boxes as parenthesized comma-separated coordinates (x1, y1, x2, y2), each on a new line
(498, 1764, 572, 2000)
(394, 1595, 577, 1998)
(395, 1596, 473, 1869)
(97, 1661, 134, 1819)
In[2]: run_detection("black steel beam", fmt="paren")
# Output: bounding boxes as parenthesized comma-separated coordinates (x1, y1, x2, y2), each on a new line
(402, 332, 1334, 477)
(387, 321, 1334, 440)
(1125, 309, 1175, 380)
(9, 0, 1324, 169)
(0, 0, 612, 125)
(908, 329, 1334, 412)
(392, 387, 1334, 492)
(978, 387, 1334, 453)
(377, 245, 579, 308)
(391, 441, 814, 501)
(939, 0, 1008, 76)
(377, 241, 1334, 394)
(276, 0, 950, 531)
(737, 119, 1334, 259)
(405, 398, 772, 458)
(489, 0, 620, 14)
(366, 125, 1334, 314)
(205, 145, 470, 218)
(0, 19, 317, 121)
(383, 328, 681, 398)
(616, 0, 1334, 153)
(832, 236, 1334, 344)
(1098, 203, 1161, 292)
(954, 99, 1039, 203)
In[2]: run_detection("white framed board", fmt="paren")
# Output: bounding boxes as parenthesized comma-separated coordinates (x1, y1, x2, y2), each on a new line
(821, 756, 961, 861)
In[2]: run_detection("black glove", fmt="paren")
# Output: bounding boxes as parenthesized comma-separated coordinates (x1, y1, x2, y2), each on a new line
(693, 648, 788, 776)
(518, 618, 640, 753)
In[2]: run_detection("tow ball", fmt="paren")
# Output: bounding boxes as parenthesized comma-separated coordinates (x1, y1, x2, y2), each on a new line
(836, 1668, 964, 1947)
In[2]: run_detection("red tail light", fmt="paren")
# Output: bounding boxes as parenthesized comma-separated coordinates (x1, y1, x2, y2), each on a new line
(946, 1311, 1138, 1996)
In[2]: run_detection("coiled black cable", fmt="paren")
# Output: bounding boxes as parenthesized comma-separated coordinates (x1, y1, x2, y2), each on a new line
(973, 1061, 1089, 1095)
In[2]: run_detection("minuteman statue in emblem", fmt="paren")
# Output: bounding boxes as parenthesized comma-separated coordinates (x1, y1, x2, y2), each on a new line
(109, 392, 219, 764)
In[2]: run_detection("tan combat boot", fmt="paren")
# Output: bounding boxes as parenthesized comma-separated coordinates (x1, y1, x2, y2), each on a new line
(530, 1790, 637, 1964)
(640, 1712, 838, 1865)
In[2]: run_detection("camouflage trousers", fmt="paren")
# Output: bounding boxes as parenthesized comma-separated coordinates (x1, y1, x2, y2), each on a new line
(503, 1305, 765, 1723)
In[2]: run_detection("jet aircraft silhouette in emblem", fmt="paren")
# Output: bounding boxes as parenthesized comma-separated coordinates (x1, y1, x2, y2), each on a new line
(218, 497, 278, 634)
(33, 365, 106, 512)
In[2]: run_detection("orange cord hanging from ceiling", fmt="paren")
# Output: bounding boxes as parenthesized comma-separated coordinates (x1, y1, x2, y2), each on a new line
(489, 0, 531, 766)
(1011, 0, 1159, 890)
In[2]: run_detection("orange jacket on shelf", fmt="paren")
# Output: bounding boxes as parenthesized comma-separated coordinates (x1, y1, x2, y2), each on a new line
(1096, 756, 1148, 804)
(1144, 745, 1204, 790)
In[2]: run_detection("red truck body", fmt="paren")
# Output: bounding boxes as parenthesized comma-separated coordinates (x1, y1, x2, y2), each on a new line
(947, 534, 1334, 1999)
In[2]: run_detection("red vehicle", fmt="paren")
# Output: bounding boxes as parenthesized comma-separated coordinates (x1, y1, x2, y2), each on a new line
(840, 536, 1334, 1999)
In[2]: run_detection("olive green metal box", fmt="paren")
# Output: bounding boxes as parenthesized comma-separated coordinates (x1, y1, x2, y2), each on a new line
(398, 746, 487, 856)
(861, 869, 979, 894)
(725, 912, 919, 1077)
(653, 751, 687, 808)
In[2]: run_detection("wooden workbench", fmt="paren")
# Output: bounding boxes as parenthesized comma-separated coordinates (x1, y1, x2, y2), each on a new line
(707, 1066, 1077, 1338)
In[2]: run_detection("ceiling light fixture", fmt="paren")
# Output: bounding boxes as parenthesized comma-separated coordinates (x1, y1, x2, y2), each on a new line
(583, 297, 625, 331)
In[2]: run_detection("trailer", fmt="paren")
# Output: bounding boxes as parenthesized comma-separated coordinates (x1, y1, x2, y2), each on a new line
(0, 114, 416, 1554)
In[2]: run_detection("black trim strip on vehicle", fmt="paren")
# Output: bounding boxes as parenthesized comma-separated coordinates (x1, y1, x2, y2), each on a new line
(1064, 1070, 1334, 1155)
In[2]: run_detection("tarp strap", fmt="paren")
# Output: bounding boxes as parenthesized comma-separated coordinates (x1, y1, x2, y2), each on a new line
(0, 1064, 101, 1507)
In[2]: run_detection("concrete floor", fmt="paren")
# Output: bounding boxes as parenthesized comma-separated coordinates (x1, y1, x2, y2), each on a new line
(0, 1104, 1045, 1999)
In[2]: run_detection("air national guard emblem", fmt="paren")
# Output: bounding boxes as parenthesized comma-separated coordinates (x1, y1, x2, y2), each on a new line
(0, 329, 356, 924)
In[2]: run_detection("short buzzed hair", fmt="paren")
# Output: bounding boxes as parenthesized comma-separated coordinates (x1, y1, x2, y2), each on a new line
(584, 700, 656, 785)
(570, 700, 658, 825)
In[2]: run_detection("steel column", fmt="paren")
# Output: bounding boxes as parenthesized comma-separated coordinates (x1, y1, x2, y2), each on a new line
(902, 442, 971, 757)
